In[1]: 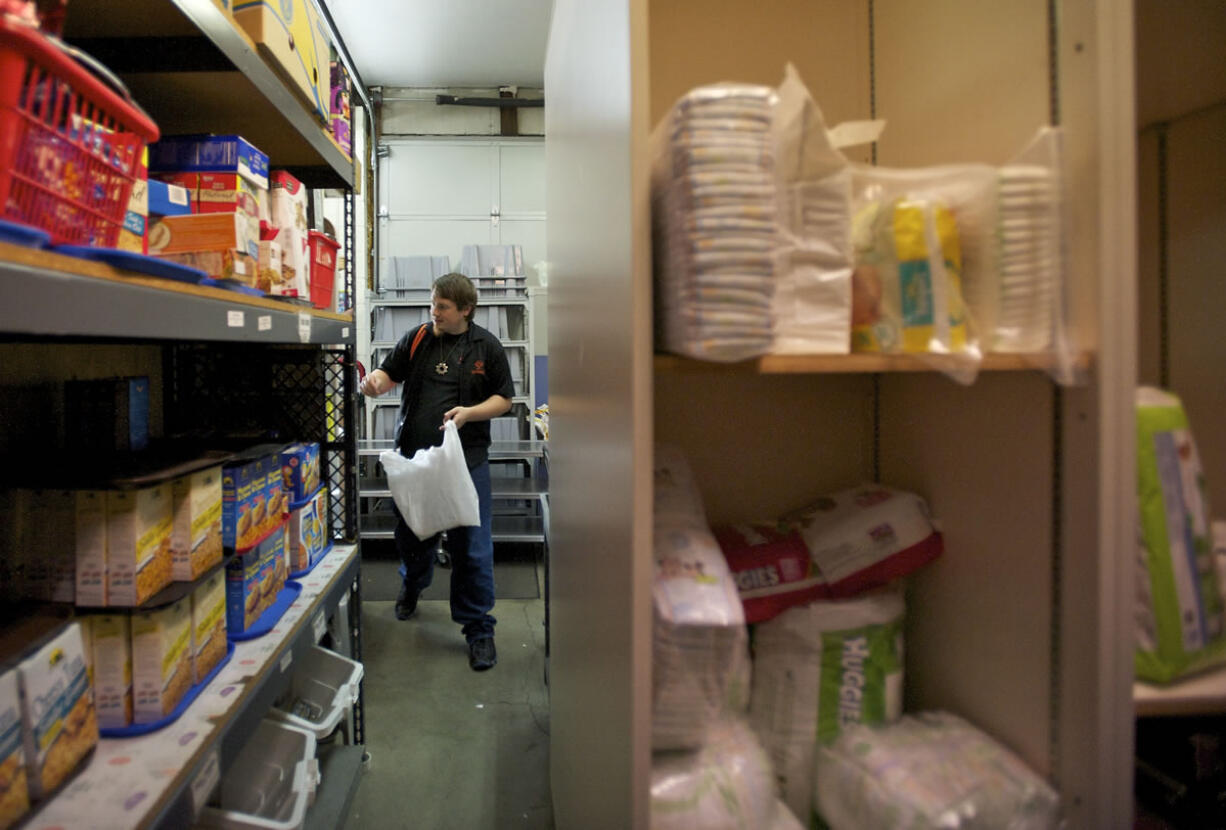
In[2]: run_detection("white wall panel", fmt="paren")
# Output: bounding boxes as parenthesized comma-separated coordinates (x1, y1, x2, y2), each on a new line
(499, 143, 547, 214)
(380, 141, 497, 216)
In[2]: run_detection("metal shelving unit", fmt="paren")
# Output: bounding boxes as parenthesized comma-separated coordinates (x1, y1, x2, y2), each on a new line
(0, 2, 371, 827)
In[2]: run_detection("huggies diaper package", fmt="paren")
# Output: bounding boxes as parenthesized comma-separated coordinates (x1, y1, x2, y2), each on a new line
(1135, 387, 1226, 683)
(749, 588, 904, 825)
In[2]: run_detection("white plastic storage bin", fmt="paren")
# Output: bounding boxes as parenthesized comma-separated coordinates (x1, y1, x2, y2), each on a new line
(268, 645, 364, 740)
(196, 719, 319, 830)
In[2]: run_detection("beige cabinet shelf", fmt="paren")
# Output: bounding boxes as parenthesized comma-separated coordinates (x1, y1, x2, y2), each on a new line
(655, 352, 1094, 375)
(1136, 667, 1226, 718)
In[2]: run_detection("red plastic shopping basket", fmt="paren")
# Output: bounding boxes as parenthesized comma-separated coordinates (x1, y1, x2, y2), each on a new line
(308, 230, 339, 310)
(0, 17, 159, 246)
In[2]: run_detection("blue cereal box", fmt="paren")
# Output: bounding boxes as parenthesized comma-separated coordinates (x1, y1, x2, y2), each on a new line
(149, 135, 270, 190)
(224, 546, 264, 634)
(280, 442, 321, 504)
(221, 454, 264, 550)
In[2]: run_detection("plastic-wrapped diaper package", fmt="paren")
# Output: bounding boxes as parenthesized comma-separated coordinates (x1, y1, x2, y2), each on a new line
(653, 522, 751, 751)
(992, 127, 1079, 386)
(783, 485, 943, 599)
(749, 588, 904, 825)
(770, 63, 865, 356)
(714, 522, 829, 623)
(650, 719, 789, 830)
(1135, 387, 1226, 683)
(654, 443, 710, 529)
(651, 83, 780, 362)
(849, 163, 995, 383)
(813, 711, 1060, 830)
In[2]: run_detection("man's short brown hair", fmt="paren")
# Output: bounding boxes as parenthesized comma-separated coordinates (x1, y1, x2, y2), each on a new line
(433, 272, 478, 322)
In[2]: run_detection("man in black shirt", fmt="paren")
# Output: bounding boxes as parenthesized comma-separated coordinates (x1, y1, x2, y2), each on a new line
(360, 273, 514, 670)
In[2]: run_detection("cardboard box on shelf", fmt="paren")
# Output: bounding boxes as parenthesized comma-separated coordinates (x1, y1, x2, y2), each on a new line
(131, 600, 192, 723)
(148, 212, 259, 262)
(225, 521, 285, 635)
(151, 172, 198, 212)
(197, 172, 267, 223)
(231, 0, 330, 122)
(289, 486, 327, 574)
(147, 178, 193, 218)
(191, 571, 227, 684)
(171, 466, 224, 582)
(106, 484, 173, 607)
(280, 443, 320, 504)
(257, 239, 285, 295)
(117, 175, 148, 255)
(0, 666, 29, 829)
(158, 249, 257, 286)
(222, 455, 265, 551)
(15, 622, 97, 800)
(149, 135, 269, 189)
(269, 170, 309, 299)
(87, 615, 133, 730)
(74, 490, 107, 607)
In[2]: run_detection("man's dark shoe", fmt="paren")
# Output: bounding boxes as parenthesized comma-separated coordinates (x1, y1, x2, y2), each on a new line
(468, 637, 497, 671)
(395, 583, 418, 620)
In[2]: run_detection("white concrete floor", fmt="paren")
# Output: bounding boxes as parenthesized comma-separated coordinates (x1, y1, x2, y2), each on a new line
(346, 573, 553, 829)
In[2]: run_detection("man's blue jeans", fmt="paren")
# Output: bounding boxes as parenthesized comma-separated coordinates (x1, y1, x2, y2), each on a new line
(395, 461, 496, 642)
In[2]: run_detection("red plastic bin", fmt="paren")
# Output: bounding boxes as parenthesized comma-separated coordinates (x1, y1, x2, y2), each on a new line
(0, 18, 159, 246)
(307, 230, 339, 310)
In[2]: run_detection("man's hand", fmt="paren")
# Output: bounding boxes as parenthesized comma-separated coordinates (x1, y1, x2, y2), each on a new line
(361, 369, 393, 397)
(441, 406, 471, 430)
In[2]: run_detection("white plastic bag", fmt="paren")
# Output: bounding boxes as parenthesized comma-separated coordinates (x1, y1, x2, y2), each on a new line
(379, 421, 479, 538)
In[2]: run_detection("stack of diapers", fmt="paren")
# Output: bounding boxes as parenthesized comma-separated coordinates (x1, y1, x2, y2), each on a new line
(651, 83, 779, 362)
(813, 712, 1060, 830)
(749, 588, 904, 825)
(1135, 387, 1226, 683)
(650, 719, 799, 830)
(716, 484, 943, 621)
(991, 128, 1073, 381)
(771, 63, 859, 355)
(653, 445, 751, 750)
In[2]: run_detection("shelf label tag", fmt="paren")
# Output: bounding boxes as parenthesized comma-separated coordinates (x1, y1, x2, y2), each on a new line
(189, 748, 221, 815)
(258, 315, 272, 332)
(227, 310, 244, 328)
(279, 651, 293, 673)
(342, 327, 350, 339)
(297, 312, 312, 343)
(313, 611, 327, 642)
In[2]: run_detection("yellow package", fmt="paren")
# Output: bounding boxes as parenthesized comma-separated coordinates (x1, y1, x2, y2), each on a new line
(851, 198, 968, 354)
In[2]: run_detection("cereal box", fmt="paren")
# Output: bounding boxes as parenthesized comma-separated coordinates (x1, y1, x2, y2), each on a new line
(106, 484, 173, 607)
(131, 599, 192, 723)
(16, 622, 97, 799)
(280, 442, 321, 504)
(88, 615, 132, 730)
(222, 454, 265, 551)
(289, 487, 327, 574)
(171, 466, 224, 581)
(225, 545, 265, 635)
(191, 572, 227, 684)
(0, 667, 29, 829)
(73, 491, 108, 607)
